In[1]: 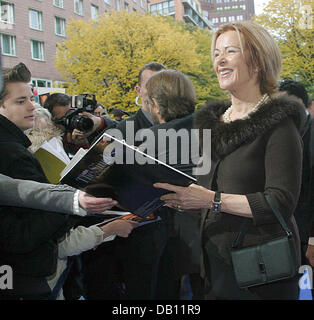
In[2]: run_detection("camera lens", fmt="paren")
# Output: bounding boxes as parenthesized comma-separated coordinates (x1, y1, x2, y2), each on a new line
(70, 115, 94, 132)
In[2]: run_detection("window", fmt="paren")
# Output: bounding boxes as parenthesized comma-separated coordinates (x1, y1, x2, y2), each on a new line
(91, 4, 98, 19)
(116, 0, 121, 10)
(228, 15, 235, 21)
(55, 16, 66, 36)
(29, 9, 43, 30)
(32, 78, 52, 88)
(53, 0, 64, 8)
(31, 40, 45, 60)
(224, 0, 230, 2)
(74, 0, 84, 15)
(236, 15, 243, 20)
(104, 0, 111, 5)
(220, 16, 227, 22)
(212, 17, 219, 23)
(150, 0, 174, 15)
(140, 0, 144, 8)
(0, 1, 14, 23)
(216, 0, 222, 3)
(1, 33, 16, 55)
(133, 0, 137, 3)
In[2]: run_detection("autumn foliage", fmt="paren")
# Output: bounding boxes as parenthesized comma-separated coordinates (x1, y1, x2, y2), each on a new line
(253, 0, 313, 96)
(55, 11, 225, 113)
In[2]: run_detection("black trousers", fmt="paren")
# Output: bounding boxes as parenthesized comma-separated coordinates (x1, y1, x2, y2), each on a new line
(81, 220, 169, 300)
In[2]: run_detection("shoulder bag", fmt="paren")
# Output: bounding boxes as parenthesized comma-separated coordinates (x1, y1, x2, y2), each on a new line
(231, 194, 299, 288)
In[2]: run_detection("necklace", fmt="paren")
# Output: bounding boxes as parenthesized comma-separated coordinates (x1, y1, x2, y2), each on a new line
(223, 93, 269, 123)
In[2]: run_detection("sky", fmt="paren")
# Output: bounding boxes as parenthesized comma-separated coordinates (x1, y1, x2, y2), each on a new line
(254, 0, 271, 15)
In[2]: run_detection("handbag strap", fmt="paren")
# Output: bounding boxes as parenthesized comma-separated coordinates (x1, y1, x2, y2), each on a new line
(264, 194, 293, 238)
(231, 218, 250, 249)
(232, 194, 293, 249)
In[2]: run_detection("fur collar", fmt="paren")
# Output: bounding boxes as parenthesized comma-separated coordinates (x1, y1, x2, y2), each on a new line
(194, 95, 306, 158)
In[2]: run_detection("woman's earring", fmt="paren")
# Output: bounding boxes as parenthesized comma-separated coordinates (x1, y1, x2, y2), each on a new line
(135, 96, 141, 107)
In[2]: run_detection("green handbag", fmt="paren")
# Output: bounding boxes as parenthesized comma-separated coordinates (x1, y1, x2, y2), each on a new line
(231, 194, 299, 289)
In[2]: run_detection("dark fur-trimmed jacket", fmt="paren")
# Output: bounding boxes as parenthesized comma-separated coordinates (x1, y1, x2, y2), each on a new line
(194, 96, 307, 273)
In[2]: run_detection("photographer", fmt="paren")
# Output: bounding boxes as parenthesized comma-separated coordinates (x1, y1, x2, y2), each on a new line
(43, 93, 113, 157)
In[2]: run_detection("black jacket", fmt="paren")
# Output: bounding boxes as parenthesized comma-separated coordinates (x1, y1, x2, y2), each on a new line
(0, 115, 78, 299)
(113, 108, 153, 140)
(139, 114, 201, 277)
(194, 96, 306, 298)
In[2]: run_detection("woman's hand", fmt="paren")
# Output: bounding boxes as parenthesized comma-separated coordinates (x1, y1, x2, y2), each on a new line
(101, 220, 139, 238)
(153, 183, 214, 210)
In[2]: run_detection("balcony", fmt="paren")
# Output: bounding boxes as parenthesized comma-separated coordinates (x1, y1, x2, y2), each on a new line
(181, 0, 213, 29)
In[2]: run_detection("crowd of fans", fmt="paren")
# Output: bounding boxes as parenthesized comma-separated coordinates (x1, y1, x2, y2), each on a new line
(0, 20, 313, 301)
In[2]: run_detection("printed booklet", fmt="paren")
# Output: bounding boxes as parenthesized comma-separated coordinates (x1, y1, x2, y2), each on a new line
(60, 132, 196, 217)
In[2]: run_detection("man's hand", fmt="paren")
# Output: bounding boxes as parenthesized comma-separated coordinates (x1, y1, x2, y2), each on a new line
(78, 191, 117, 213)
(306, 244, 314, 267)
(80, 112, 102, 132)
(65, 130, 89, 146)
(65, 112, 102, 146)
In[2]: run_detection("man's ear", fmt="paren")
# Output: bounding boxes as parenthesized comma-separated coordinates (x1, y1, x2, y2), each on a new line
(135, 85, 141, 96)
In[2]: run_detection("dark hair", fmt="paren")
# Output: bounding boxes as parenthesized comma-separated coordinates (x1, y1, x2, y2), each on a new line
(146, 69, 196, 122)
(279, 79, 309, 108)
(138, 62, 166, 85)
(0, 63, 31, 104)
(43, 93, 71, 115)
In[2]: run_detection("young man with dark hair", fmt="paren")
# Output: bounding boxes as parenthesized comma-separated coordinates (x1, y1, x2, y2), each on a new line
(0, 63, 80, 299)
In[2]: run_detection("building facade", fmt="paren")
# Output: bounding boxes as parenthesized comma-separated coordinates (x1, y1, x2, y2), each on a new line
(199, 0, 255, 30)
(0, 0, 148, 87)
(149, 0, 213, 30)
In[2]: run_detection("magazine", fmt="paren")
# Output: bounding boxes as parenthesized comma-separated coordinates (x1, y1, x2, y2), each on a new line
(34, 137, 70, 184)
(96, 212, 162, 228)
(60, 132, 196, 217)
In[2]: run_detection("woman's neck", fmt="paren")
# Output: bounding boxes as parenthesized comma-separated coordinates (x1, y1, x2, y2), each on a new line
(229, 87, 265, 118)
(222, 86, 269, 123)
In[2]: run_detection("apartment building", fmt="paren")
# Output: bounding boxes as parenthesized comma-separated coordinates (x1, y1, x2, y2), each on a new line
(149, 0, 213, 30)
(0, 0, 148, 88)
(199, 0, 255, 30)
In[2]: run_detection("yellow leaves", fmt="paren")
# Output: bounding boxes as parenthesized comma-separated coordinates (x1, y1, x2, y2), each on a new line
(253, 0, 313, 95)
(55, 11, 225, 112)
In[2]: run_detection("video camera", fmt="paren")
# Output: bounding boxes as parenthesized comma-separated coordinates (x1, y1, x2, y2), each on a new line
(54, 93, 98, 133)
(72, 93, 98, 113)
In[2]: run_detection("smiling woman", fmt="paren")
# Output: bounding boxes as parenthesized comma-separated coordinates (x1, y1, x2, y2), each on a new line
(154, 21, 306, 300)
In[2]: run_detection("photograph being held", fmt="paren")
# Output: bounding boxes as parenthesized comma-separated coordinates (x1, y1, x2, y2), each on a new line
(154, 21, 306, 300)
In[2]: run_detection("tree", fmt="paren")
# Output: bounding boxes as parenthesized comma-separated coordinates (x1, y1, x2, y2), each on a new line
(253, 0, 313, 97)
(55, 11, 225, 113)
